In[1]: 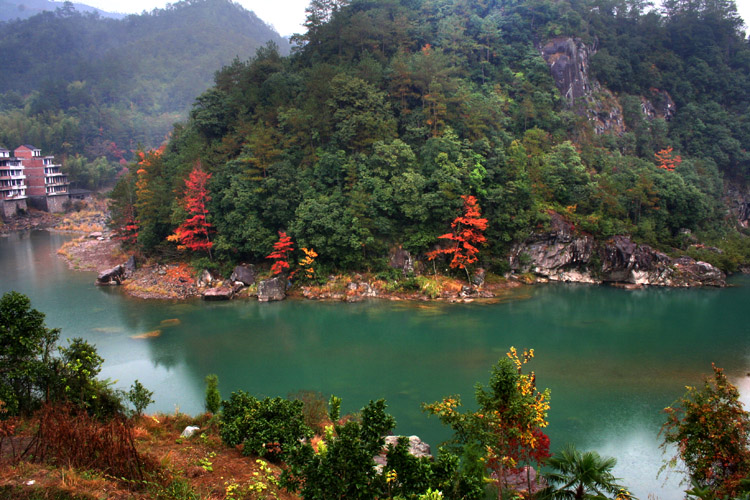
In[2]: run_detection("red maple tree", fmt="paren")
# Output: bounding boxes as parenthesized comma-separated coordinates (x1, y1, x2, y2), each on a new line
(655, 146, 682, 171)
(427, 195, 488, 281)
(266, 231, 294, 275)
(119, 207, 139, 247)
(170, 162, 214, 257)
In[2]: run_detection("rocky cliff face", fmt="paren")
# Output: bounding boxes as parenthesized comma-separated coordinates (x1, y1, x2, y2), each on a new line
(725, 183, 750, 229)
(540, 38, 593, 104)
(509, 212, 726, 287)
(540, 37, 674, 135)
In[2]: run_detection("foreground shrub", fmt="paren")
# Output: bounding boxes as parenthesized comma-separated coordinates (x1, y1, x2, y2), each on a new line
(23, 402, 156, 483)
(282, 399, 396, 500)
(0, 291, 59, 416)
(204, 374, 221, 414)
(662, 364, 750, 498)
(282, 398, 481, 500)
(219, 391, 312, 461)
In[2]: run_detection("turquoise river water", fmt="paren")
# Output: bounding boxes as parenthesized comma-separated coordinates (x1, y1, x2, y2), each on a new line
(2, 230, 750, 498)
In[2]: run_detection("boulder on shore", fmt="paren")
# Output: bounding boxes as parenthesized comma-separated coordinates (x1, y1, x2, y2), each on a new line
(197, 269, 214, 288)
(389, 246, 415, 275)
(202, 287, 234, 301)
(96, 264, 124, 285)
(124, 255, 137, 276)
(258, 277, 286, 302)
(230, 264, 256, 286)
(374, 435, 432, 471)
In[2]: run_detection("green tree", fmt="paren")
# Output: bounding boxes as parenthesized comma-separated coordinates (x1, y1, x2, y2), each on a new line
(282, 398, 396, 500)
(0, 291, 60, 415)
(57, 338, 125, 419)
(661, 364, 750, 498)
(220, 391, 312, 461)
(540, 444, 628, 500)
(127, 379, 154, 417)
(204, 374, 221, 414)
(424, 348, 551, 497)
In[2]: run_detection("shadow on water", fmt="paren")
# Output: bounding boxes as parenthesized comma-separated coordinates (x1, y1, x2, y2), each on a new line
(2, 231, 749, 499)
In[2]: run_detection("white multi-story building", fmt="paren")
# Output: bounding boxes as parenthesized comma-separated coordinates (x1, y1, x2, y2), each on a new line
(0, 147, 28, 219)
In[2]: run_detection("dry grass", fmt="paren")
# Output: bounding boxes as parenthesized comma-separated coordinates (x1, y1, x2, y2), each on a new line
(56, 238, 127, 272)
(1, 410, 299, 500)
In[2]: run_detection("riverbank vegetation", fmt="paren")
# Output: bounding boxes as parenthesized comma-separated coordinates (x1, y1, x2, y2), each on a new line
(4, 292, 750, 499)
(108, 0, 750, 283)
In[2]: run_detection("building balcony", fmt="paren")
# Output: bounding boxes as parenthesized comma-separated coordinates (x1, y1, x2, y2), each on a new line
(45, 179, 69, 187)
(0, 174, 25, 181)
(0, 191, 27, 200)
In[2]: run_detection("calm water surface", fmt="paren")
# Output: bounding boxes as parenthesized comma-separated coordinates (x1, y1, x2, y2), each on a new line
(3, 230, 750, 499)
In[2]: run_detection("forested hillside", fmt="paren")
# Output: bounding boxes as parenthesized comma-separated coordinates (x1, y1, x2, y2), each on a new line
(0, 0, 290, 189)
(113, 0, 750, 275)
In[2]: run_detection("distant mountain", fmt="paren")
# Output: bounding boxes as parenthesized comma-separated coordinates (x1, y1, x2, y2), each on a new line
(0, 0, 292, 163)
(0, 0, 123, 21)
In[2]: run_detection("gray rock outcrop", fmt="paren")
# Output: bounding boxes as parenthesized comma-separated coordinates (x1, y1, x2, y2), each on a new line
(202, 287, 234, 300)
(124, 255, 137, 276)
(197, 269, 214, 288)
(96, 264, 124, 285)
(230, 264, 256, 286)
(540, 37, 674, 136)
(389, 246, 415, 275)
(540, 37, 592, 104)
(258, 277, 286, 302)
(510, 212, 726, 287)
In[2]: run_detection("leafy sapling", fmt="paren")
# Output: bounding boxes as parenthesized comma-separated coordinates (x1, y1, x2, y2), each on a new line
(127, 379, 154, 417)
(205, 374, 221, 414)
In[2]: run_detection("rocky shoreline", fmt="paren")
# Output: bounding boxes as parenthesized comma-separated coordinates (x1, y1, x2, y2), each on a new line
(0, 210, 57, 235)
(45, 210, 732, 303)
(510, 212, 727, 288)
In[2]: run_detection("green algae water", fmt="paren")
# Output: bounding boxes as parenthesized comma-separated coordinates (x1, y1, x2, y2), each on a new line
(3, 230, 750, 498)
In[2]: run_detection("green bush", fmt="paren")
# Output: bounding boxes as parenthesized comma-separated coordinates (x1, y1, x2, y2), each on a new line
(56, 338, 126, 420)
(219, 391, 312, 461)
(0, 291, 60, 416)
(282, 398, 482, 500)
(128, 379, 154, 417)
(204, 374, 221, 414)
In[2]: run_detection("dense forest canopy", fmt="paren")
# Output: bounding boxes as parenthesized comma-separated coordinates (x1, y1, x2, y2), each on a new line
(0, 0, 290, 188)
(108, 0, 749, 273)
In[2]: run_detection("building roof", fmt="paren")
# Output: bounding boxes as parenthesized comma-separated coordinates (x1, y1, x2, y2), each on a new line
(17, 144, 39, 150)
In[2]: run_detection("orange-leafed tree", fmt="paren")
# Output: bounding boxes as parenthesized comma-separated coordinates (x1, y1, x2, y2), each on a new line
(267, 231, 294, 275)
(299, 247, 318, 280)
(169, 162, 214, 258)
(427, 194, 488, 282)
(655, 147, 682, 171)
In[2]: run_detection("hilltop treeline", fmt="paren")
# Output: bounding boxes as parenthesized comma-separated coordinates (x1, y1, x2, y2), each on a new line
(0, 0, 289, 189)
(112, 0, 750, 273)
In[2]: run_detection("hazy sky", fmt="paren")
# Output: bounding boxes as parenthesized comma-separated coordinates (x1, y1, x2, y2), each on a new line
(60, 0, 749, 37)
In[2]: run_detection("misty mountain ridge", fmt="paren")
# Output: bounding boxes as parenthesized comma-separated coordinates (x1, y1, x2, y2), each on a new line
(0, 0, 123, 21)
(0, 0, 291, 161)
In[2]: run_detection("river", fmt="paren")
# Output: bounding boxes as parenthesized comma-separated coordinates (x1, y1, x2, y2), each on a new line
(2, 230, 750, 498)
